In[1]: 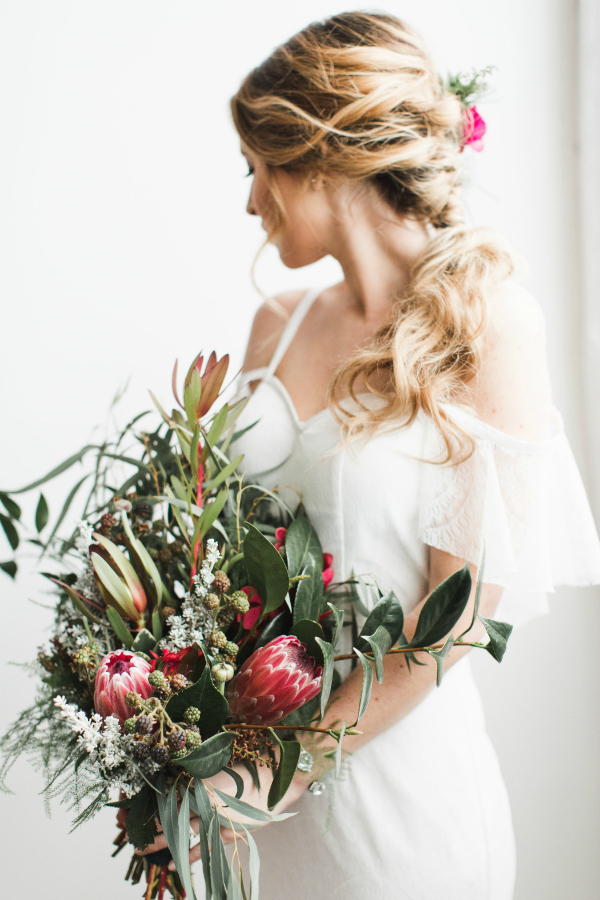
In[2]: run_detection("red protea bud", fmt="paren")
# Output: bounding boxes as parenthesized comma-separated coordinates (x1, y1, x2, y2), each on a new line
(94, 651, 153, 724)
(226, 635, 323, 727)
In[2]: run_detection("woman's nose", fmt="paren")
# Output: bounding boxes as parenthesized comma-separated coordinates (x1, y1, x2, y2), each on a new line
(246, 188, 258, 216)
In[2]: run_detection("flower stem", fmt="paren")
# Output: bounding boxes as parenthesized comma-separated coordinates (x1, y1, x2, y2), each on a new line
(332, 640, 483, 662)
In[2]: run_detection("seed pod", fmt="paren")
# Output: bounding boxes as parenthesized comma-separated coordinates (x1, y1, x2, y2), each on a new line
(158, 547, 173, 565)
(100, 513, 117, 529)
(204, 593, 219, 611)
(170, 540, 183, 557)
(134, 502, 152, 520)
(162, 606, 177, 619)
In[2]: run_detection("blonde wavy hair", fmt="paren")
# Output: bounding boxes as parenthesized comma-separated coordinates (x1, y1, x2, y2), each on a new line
(231, 12, 517, 461)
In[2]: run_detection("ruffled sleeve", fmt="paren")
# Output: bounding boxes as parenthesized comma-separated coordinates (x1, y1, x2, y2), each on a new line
(419, 404, 600, 627)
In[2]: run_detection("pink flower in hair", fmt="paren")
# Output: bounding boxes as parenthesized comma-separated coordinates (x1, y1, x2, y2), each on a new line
(461, 106, 486, 152)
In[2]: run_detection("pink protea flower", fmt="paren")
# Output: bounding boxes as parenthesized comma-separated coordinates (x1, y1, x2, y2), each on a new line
(227, 635, 323, 726)
(94, 650, 153, 724)
(461, 106, 486, 152)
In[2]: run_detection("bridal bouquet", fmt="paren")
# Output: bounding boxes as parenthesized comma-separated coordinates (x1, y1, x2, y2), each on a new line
(0, 352, 512, 899)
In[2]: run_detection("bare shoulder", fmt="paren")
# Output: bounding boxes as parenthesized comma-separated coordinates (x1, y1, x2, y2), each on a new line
(242, 289, 307, 372)
(470, 281, 554, 439)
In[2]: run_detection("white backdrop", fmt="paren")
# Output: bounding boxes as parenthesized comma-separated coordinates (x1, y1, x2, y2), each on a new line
(1, 2, 598, 898)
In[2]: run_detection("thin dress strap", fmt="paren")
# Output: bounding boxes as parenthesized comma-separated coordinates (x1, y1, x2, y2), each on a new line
(240, 286, 322, 387)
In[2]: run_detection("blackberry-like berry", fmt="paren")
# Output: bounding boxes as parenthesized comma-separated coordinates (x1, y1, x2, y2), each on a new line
(168, 730, 187, 751)
(148, 671, 168, 689)
(229, 591, 250, 614)
(153, 687, 171, 701)
(134, 502, 152, 520)
(151, 744, 170, 766)
(124, 718, 137, 735)
(210, 631, 228, 650)
(185, 731, 203, 751)
(135, 715, 155, 735)
(100, 513, 117, 529)
(217, 608, 236, 627)
(162, 606, 177, 619)
(204, 593, 219, 611)
(212, 571, 230, 594)
(185, 724, 200, 734)
(224, 641, 239, 658)
(183, 706, 201, 725)
(158, 547, 173, 565)
(170, 540, 183, 556)
(132, 743, 151, 761)
(169, 674, 188, 692)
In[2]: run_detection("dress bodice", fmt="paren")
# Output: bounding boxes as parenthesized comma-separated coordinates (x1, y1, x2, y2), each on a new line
(231, 288, 600, 628)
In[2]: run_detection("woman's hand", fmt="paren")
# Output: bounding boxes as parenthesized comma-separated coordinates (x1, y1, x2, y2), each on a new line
(130, 759, 308, 871)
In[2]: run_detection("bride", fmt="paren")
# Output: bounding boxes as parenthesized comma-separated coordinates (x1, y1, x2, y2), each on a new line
(141, 12, 600, 898)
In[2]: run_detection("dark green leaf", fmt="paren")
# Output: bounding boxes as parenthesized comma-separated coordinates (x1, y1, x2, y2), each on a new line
(195, 806, 212, 898)
(0, 560, 17, 579)
(410, 563, 472, 648)
(48, 576, 105, 625)
(0, 514, 19, 551)
(151, 608, 163, 641)
(254, 609, 292, 651)
(0, 492, 21, 519)
(124, 786, 159, 851)
(165, 667, 229, 737)
(362, 625, 392, 684)
(242, 760, 261, 793)
(34, 493, 49, 532)
(131, 628, 157, 654)
(156, 775, 185, 888)
(180, 731, 235, 779)
(315, 637, 334, 718)
(356, 593, 404, 650)
(290, 619, 325, 666)
(284, 517, 323, 578)
(428, 634, 455, 686)
(243, 522, 289, 617)
(353, 648, 374, 724)
(193, 778, 213, 830)
(479, 616, 513, 662)
(292, 559, 324, 624)
(204, 455, 244, 492)
(106, 606, 134, 648)
(267, 731, 301, 810)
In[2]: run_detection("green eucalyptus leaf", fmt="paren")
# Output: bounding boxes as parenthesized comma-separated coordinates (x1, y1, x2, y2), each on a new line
(243, 523, 289, 618)
(362, 625, 392, 684)
(193, 778, 213, 830)
(410, 563, 472, 648)
(35, 493, 49, 532)
(0, 514, 19, 551)
(222, 766, 245, 799)
(177, 784, 196, 900)
(209, 813, 229, 900)
(213, 788, 295, 823)
(428, 633, 455, 686)
(284, 517, 323, 578)
(334, 720, 347, 777)
(199, 487, 229, 540)
(204, 455, 244, 492)
(459, 547, 486, 640)
(326, 602, 345, 649)
(253, 609, 293, 651)
(479, 616, 513, 662)
(353, 647, 374, 724)
(267, 731, 301, 810)
(315, 636, 334, 718)
(8, 445, 98, 494)
(42, 474, 89, 552)
(242, 825, 260, 900)
(194, 804, 212, 898)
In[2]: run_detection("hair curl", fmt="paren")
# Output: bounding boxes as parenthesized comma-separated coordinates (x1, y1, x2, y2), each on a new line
(231, 12, 517, 461)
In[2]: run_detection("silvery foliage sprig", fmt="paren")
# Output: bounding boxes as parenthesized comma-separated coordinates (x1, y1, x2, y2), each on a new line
(161, 538, 221, 650)
(444, 65, 496, 107)
(53, 696, 158, 799)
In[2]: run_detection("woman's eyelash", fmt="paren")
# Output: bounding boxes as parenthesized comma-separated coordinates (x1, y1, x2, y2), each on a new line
(244, 166, 255, 177)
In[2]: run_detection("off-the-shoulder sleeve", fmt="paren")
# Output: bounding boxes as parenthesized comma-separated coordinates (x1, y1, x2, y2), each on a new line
(419, 405, 600, 627)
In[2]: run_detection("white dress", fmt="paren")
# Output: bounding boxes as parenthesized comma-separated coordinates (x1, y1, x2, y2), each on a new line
(230, 286, 600, 900)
